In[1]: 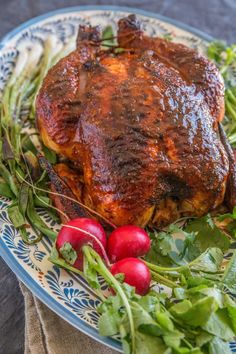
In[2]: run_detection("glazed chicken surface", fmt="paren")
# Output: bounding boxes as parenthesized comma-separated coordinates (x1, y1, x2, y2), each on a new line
(36, 15, 236, 228)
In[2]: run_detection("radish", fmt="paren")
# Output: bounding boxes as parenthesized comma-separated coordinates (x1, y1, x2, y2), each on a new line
(110, 258, 151, 295)
(107, 225, 151, 262)
(56, 218, 107, 270)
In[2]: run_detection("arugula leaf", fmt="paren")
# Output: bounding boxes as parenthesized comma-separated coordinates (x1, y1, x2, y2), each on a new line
(203, 309, 235, 340)
(170, 297, 217, 327)
(189, 247, 223, 273)
(138, 292, 162, 313)
(135, 332, 168, 354)
(196, 331, 213, 347)
(221, 250, 236, 295)
(138, 323, 163, 337)
(184, 276, 215, 289)
(196, 288, 225, 308)
(156, 311, 174, 332)
(133, 302, 160, 329)
(146, 215, 229, 270)
(98, 308, 120, 336)
(163, 330, 184, 348)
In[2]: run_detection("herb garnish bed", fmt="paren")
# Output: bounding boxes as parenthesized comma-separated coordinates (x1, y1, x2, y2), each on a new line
(0, 26, 236, 354)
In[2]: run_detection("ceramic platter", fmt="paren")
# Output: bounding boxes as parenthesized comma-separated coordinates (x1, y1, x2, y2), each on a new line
(0, 6, 235, 352)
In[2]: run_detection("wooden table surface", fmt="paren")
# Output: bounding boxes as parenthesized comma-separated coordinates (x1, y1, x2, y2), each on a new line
(0, 0, 236, 353)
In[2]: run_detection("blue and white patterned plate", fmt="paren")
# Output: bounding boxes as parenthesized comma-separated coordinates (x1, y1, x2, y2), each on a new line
(0, 6, 235, 353)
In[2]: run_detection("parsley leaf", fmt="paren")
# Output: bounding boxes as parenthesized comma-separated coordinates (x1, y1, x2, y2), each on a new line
(184, 215, 230, 260)
(146, 225, 196, 266)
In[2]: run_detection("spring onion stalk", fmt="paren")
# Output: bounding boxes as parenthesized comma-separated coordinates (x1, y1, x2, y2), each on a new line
(0, 35, 74, 243)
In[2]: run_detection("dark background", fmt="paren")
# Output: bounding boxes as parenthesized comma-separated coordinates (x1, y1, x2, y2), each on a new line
(0, 1, 235, 353)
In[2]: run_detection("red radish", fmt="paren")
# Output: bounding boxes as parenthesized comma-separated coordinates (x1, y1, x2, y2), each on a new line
(107, 225, 151, 262)
(110, 258, 151, 295)
(56, 218, 107, 270)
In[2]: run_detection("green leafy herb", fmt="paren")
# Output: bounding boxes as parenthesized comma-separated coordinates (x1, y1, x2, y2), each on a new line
(221, 250, 236, 295)
(1, 25, 236, 354)
(26, 189, 57, 241)
(146, 215, 230, 273)
(59, 242, 77, 265)
(146, 224, 196, 266)
(7, 204, 26, 228)
(162, 33, 173, 41)
(21, 135, 38, 155)
(207, 41, 236, 146)
(217, 206, 236, 237)
(49, 244, 83, 276)
(196, 331, 213, 347)
(218, 206, 236, 221)
(188, 247, 223, 273)
(18, 183, 29, 217)
(170, 297, 217, 327)
(53, 242, 236, 354)
(24, 151, 41, 181)
(184, 215, 230, 260)
(0, 161, 18, 196)
(203, 309, 235, 341)
(101, 25, 115, 48)
(42, 145, 57, 164)
(34, 195, 51, 208)
(0, 181, 14, 198)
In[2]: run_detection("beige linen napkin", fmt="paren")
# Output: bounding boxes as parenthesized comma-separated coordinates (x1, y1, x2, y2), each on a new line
(20, 283, 119, 354)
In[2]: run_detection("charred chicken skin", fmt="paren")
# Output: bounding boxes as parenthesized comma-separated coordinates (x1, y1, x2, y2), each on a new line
(36, 15, 236, 227)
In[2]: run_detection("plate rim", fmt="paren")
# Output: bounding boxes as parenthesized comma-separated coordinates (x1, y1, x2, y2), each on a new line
(0, 5, 215, 353)
(0, 5, 214, 49)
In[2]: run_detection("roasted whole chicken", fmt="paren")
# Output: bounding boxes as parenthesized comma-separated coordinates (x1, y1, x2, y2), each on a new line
(36, 15, 236, 228)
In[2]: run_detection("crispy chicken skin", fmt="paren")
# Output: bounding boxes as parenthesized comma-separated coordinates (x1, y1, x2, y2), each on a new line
(36, 15, 236, 227)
